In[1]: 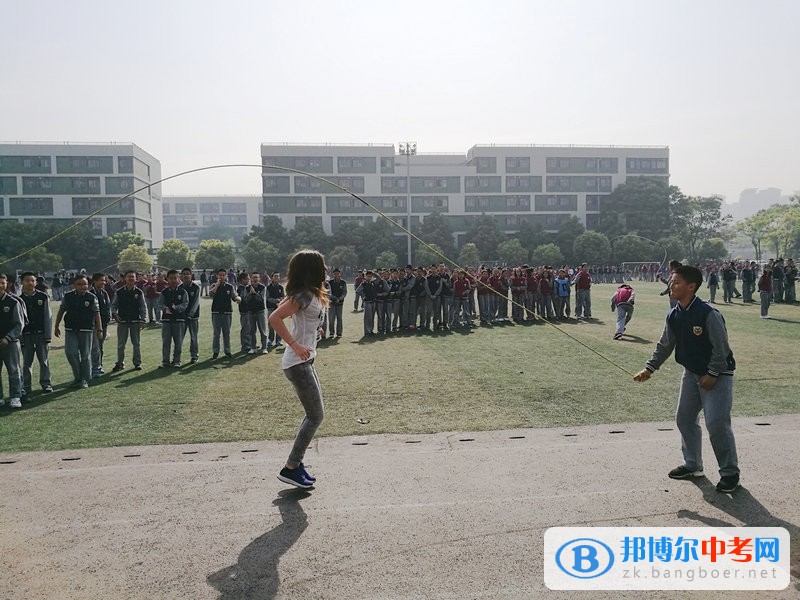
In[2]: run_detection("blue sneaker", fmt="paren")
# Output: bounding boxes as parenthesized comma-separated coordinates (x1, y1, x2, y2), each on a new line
(278, 466, 313, 489)
(299, 462, 316, 483)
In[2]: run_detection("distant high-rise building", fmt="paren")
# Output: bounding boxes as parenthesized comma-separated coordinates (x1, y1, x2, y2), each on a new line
(261, 143, 669, 244)
(0, 142, 162, 248)
(162, 195, 262, 249)
(724, 187, 791, 221)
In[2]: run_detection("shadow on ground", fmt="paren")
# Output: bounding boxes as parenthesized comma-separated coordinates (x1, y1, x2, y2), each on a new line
(207, 488, 311, 600)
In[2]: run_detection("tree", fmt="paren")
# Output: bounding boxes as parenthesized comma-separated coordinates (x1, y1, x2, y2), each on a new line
(194, 239, 235, 270)
(602, 176, 673, 240)
(497, 239, 528, 266)
(671, 195, 731, 261)
(24, 246, 63, 273)
(241, 238, 281, 273)
(246, 215, 293, 254)
(656, 236, 687, 264)
(555, 217, 585, 264)
(199, 224, 240, 246)
(762, 203, 800, 258)
(573, 231, 611, 265)
(466, 215, 504, 260)
(415, 243, 444, 267)
(515, 221, 550, 261)
(292, 217, 330, 253)
(419, 211, 456, 260)
(531, 243, 564, 266)
(457, 243, 480, 268)
(328, 245, 359, 270)
(362, 218, 403, 266)
(48, 223, 99, 270)
(699, 238, 728, 262)
(118, 244, 153, 273)
(375, 250, 399, 269)
(157, 239, 193, 271)
(611, 235, 659, 263)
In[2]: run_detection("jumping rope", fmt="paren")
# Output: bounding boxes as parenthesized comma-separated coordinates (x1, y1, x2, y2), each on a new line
(1, 163, 638, 377)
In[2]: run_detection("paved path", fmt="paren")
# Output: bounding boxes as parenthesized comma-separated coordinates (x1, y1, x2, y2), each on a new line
(2, 415, 799, 599)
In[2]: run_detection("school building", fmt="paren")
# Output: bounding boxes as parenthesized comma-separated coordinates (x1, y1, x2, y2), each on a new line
(162, 195, 263, 249)
(261, 143, 670, 245)
(0, 142, 163, 248)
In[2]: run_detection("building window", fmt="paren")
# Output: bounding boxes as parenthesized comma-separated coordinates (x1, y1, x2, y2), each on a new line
(340, 197, 356, 208)
(175, 203, 198, 214)
(200, 202, 220, 213)
(222, 202, 247, 213)
(10, 197, 53, 216)
(505, 157, 530, 171)
(422, 197, 447, 209)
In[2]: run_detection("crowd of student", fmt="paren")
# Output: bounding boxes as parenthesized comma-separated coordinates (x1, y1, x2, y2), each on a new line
(0, 268, 289, 409)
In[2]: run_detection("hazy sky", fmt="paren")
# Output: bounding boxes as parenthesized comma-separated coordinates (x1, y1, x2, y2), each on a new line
(2, 0, 798, 204)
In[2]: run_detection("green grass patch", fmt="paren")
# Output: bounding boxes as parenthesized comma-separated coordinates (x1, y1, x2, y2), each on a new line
(1, 283, 798, 452)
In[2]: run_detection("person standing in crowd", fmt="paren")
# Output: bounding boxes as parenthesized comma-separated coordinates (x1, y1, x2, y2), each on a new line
(758, 264, 773, 319)
(50, 272, 63, 301)
(209, 268, 240, 359)
(784, 258, 797, 303)
(144, 274, 160, 324)
(707, 265, 719, 304)
(19, 272, 53, 395)
(573, 263, 592, 319)
(181, 268, 202, 363)
(268, 250, 328, 489)
(355, 270, 379, 336)
(538, 267, 555, 320)
(510, 267, 527, 322)
(353, 270, 364, 312)
(0, 273, 26, 408)
(90, 273, 112, 379)
(266, 272, 285, 350)
(54, 274, 102, 388)
(739, 261, 754, 303)
(111, 270, 147, 372)
(157, 270, 189, 368)
(634, 265, 740, 494)
(449, 269, 471, 327)
(327, 268, 347, 338)
(237, 272, 252, 353)
(245, 271, 269, 354)
(553, 268, 571, 321)
(199, 270, 209, 297)
(611, 283, 635, 340)
(720, 261, 737, 304)
(771, 258, 785, 303)
(438, 264, 452, 330)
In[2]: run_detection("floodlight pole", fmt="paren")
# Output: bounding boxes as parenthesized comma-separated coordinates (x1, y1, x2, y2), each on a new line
(399, 142, 417, 265)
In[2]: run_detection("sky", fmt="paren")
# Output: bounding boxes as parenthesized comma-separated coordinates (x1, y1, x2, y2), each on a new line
(2, 0, 798, 205)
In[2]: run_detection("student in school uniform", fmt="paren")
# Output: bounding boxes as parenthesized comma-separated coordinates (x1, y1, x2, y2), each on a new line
(0, 273, 26, 408)
(209, 268, 241, 359)
(180, 268, 202, 363)
(266, 272, 285, 350)
(54, 274, 103, 388)
(90, 273, 112, 378)
(111, 270, 147, 372)
(327, 268, 347, 338)
(157, 270, 189, 368)
(245, 271, 269, 354)
(237, 272, 252, 353)
(19, 271, 53, 395)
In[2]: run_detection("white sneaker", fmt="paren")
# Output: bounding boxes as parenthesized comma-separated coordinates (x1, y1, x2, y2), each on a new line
(760, 315, 771, 319)
(262, 348, 269, 354)
(0, 398, 5, 406)
(248, 349, 257, 354)
(10, 397, 22, 409)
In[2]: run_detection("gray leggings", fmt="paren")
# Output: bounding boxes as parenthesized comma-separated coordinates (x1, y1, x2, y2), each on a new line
(284, 360, 324, 465)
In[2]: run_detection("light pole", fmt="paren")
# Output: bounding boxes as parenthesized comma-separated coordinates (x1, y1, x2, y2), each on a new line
(398, 142, 416, 265)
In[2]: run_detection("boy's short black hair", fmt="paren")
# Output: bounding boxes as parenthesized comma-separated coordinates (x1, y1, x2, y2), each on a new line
(20, 271, 36, 280)
(675, 265, 703, 292)
(669, 260, 682, 270)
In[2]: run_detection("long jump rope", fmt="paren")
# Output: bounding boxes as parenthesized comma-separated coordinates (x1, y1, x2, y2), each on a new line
(1, 163, 643, 377)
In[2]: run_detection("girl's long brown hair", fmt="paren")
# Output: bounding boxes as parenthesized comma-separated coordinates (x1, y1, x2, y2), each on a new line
(285, 249, 329, 309)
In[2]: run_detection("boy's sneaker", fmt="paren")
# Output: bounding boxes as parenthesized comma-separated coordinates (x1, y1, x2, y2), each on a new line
(613, 332, 623, 340)
(80, 380, 89, 389)
(299, 462, 316, 483)
(133, 365, 142, 371)
(277, 466, 314, 489)
(190, 357, 198, 364)
(668, 465, 704, 479)
(248, 349, 257, 354)
(716, 475, 740, 493)
(112, 363, 125, 373)
(262, 348, 269, 354)
(172, 361, 182, 368)
(10, 397, 22, 409)
(0, 398, 4, 406)
(43, 385, 54, 393)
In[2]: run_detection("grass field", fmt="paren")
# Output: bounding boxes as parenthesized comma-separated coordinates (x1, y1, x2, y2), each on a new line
(1, 282, 798, 452)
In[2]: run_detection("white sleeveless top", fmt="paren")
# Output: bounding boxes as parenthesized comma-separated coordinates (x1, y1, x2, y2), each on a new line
(281, 292, 325, 369)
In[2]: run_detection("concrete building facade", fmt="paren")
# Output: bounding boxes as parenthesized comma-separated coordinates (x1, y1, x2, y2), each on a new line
(261, 143, 669, 245)
(0, 142, 163, 248)
(162, 195, 262, 249)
